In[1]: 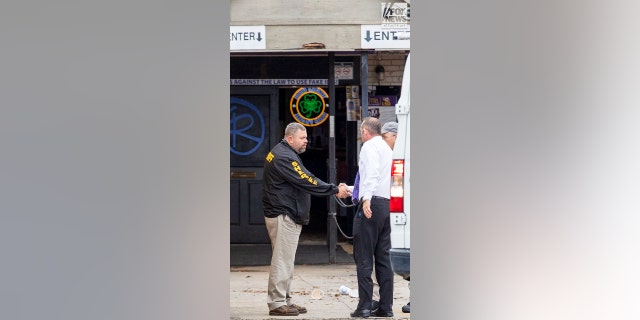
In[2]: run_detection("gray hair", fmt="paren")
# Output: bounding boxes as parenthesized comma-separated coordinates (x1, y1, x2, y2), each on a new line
(361, 117, 381, 135)
(284, 122, 306, 138)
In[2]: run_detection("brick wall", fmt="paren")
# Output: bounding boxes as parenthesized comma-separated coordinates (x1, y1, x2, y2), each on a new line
(367, 53, 409, 87)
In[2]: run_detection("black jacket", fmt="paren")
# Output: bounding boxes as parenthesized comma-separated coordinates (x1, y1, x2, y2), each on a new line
(262, 140, 339, 225)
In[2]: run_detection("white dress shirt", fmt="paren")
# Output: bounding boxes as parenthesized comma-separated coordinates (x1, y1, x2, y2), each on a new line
(358, 135, 392, 201)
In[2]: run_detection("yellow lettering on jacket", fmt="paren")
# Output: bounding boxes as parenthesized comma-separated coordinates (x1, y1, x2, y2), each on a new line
(290, 161, 317, 185)
(266, 152, 274, 162)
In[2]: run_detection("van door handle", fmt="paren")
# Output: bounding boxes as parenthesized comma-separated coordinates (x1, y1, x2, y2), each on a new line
(231, 171, 257, 179)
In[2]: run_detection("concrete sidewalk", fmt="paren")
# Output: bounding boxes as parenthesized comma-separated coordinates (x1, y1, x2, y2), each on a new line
(230, 264, 411, 320)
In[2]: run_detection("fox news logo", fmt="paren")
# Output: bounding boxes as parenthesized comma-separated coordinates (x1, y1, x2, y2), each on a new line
(381, 2, 410, 29)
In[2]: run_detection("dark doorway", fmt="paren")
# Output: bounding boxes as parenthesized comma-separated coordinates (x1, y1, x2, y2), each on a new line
(277, 87, 355, 240)
(230, 86, 278, 243)
(229, 53, 364, 244)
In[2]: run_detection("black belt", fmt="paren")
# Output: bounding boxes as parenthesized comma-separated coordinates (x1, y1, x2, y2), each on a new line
(371, 195, 389, 201)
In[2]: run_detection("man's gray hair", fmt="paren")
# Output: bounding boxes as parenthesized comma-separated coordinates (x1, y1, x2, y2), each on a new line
(284, 122, 306, 138)
(361, 117, 382, 135)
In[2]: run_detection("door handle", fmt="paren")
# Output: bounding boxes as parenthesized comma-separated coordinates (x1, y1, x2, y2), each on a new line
(231, 171, 257, 179)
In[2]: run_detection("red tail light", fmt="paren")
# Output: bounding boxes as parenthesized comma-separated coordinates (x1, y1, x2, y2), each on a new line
(390, 159, 404, 212)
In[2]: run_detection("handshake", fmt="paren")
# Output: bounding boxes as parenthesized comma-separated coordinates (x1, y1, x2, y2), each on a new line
(336, 183, 353, 199)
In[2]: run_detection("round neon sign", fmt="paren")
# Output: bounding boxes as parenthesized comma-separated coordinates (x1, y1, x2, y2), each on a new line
(289, 87, 329, 127)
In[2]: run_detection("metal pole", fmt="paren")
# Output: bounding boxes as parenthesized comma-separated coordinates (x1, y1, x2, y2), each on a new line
(361, 52, 369, 121)
(327, 52, 337, 264)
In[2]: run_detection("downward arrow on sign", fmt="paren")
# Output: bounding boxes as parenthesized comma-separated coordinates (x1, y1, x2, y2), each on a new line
(364, 31, 372, 42)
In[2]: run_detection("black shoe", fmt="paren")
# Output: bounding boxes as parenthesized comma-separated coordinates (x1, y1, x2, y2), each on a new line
(372, 309, 394, 317)
(371, 300, 379, 312)
(350, 308, 371, 318)
(402, 302, 410, 313)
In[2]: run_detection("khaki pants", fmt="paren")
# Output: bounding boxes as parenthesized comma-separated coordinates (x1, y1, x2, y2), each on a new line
(265, 214, 302, 310)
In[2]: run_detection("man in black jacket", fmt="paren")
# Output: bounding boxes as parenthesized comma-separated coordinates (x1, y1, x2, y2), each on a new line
(262, 122, 350, 316)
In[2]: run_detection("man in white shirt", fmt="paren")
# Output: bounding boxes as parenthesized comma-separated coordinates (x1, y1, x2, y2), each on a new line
(350, 117, 394, 318)
(350, 120, 398, 313)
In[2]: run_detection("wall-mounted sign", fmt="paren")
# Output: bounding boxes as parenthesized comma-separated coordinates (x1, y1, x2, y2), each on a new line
(230, 26, 266, 50)
(230, 79, 339, 86)
(289, 87, 329, 127)
(381, 2, 410, 29)
(361, 25, 410, 49)
(335, 62, 353, 80)
(369, 95, 398, 106)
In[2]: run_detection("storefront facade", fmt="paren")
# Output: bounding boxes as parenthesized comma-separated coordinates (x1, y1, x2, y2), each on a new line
(230, 0, 410, 247)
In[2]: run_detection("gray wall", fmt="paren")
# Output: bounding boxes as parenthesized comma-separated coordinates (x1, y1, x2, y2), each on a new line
(231, 0, 408, 50)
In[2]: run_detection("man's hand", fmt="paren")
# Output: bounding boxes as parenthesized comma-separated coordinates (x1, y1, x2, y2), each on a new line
(362, 199, 372, 219)
(336, 183, 351, 198)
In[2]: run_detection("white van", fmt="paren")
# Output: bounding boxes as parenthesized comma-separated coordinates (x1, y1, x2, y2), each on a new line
(389, 54, 410, 280)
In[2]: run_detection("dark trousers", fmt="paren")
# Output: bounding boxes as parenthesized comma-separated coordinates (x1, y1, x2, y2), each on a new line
(352, 197, 394, 311)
